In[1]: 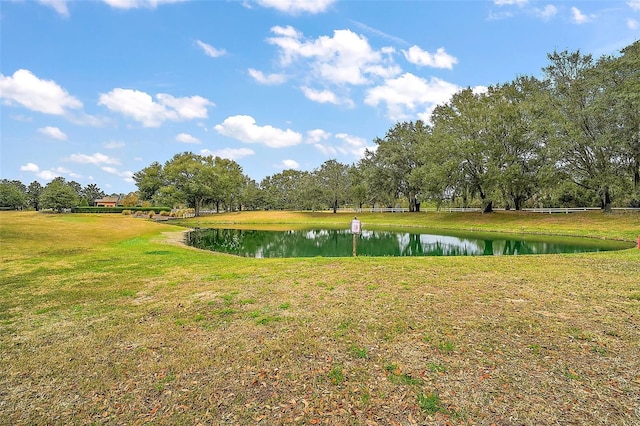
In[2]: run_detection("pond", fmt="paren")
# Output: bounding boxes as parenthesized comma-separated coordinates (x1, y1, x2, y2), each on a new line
(185, 227, 633, 258)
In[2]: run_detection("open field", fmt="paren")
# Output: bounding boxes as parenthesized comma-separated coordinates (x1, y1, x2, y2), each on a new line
(1, 211, 639, 425)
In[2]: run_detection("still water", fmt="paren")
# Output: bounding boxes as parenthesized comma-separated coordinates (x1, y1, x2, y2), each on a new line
(185, 228, 632, 258)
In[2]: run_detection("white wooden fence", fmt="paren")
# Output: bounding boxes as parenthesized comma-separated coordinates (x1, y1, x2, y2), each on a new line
(335, 207, 640, 214)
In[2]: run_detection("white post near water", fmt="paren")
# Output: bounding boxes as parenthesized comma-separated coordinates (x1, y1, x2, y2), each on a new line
(351, 217, 361, 256)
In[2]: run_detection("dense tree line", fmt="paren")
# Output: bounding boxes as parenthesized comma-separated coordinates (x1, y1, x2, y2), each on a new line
(0, 177, 127, 212)
(250, 43, 639, 214)
(3, 43, 636, 214)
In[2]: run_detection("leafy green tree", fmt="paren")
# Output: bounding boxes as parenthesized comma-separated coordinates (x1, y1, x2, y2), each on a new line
(597, 41, 640, 201)
(39, 178, 79, 212)
(544, 49, 627, 211)
(347, 164, 369, 209)
(431, 89, 499, 212)
(68, 180, 82, 198)
(483, 78, 555, 210)
(366, 121, 428, 212)
(412, 131, 460, 209)
(315, 159, 350, 213)
(27, 181, 43, 210)
(133, 161, 165, 202)
(0, 180, 27, 209)
(240, 177, 263, 211)
(81, 183, 105, 205)
(211, 157, 245, 212)
(163, 152, 216, 216)
(121, 192, 140, 207)
(260, 169, 309, 210)
(6, 179, 27, 194)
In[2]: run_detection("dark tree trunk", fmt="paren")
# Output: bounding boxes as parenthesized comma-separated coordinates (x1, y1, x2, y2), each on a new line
(601, 187, 612, 213)
(479, 188, 493, 213)
(513, 195, 524, 211)
(409, 193, 419, 212)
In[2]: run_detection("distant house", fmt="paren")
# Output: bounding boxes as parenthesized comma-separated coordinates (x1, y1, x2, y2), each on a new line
(94, 197, 119, 207)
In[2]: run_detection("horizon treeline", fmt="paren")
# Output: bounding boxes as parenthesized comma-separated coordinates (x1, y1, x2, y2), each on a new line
(2, 41, 638, 214)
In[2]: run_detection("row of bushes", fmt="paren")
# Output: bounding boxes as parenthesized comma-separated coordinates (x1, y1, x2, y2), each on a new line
(121, 208, 195, 218)
(71, 206, 171, 214)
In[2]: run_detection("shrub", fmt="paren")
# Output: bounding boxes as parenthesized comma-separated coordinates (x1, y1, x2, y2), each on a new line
(121, 210, 132, 215)
(70, 206, 171, 214)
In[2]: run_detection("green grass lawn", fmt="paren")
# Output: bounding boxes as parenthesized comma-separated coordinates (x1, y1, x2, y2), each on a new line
(1, 211, 639, 425)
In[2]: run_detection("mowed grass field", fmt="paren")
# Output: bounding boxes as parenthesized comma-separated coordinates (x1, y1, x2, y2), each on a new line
(1, 210, 639, 425)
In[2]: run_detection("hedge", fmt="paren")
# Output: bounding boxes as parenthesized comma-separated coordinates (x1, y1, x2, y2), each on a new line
(71, 206, 171, 214)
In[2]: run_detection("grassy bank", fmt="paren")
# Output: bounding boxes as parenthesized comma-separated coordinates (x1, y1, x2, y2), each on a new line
(1, 211, 639, 425)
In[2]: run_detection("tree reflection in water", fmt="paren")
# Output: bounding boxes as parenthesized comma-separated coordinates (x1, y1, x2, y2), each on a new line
(186, 228, 627, 258)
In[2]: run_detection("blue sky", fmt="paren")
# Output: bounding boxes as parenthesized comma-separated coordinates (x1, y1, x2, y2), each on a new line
(1, 0, 639, 194)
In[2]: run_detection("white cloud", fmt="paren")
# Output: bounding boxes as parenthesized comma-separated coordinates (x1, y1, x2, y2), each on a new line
(267, 26, 400, 85)
(195, 40, 226, 58)
(254, 0, 335, 14)
(38, 126, 68, 141)
(38, 0, 69, 16)
(280, 159, 300, 169)
(248, 69, 287, 85)
(36, 170, 61, 180)
(314, 144, 337, 156)
(494, 0, 527, 5)
(301, 86, 339, 104)
(68, 152, 120, 165)
(534, 4, 557, 20)
(176, 133, 201, 144)
(473, 85, 489, 95)
(101, 166, 133, 180)
(365, 72, 460, 121)
(313, 132, 372, 158)
(201, 148, 255, 160)
(155, 93, 212, 120)
(306, 129, 331, 143)
(571, 7, 593, 24)
(334, 133, 371, 157)
(20, 163, 40, 173)
(271, 25, 302, 38)
(628, 18, 639, 29)
(214, 115, 302, 148)
(102, 0, 188, 9)
(104, 141, 125, 149)
(20, 163, 61, 181)
(488, 11, 513, 20)
(10, 114, 32, 122)
(0, 69, 82, 115)
(51, 167, 82, 179)
(403, 46, 458, 69)
(629, 1, 640, 12)
(98, 88, 212, 127)
(66, 112, 109, 127)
